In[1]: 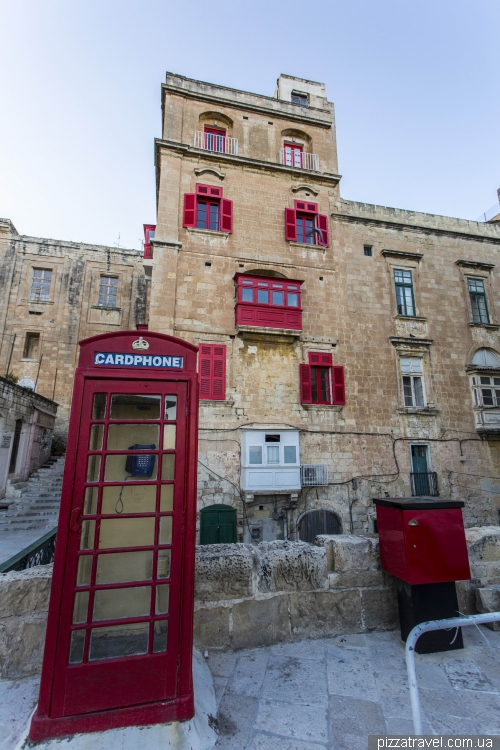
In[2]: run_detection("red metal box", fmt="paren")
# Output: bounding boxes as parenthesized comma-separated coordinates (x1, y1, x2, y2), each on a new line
(373, 497, 471, 585)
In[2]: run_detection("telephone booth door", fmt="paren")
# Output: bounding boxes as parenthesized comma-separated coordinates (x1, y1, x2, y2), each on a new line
(30, 332, 198, 741)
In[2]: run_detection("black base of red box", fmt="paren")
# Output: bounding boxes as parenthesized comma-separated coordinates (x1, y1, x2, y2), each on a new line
(396, 579, 464, 653)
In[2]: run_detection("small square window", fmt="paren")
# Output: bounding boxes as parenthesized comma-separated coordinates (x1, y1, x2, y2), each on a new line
(364, 245, 373, 257)
(291, 91, 308, 107)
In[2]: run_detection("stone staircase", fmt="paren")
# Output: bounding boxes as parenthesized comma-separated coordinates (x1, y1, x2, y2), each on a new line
(0, 456, 65, 532)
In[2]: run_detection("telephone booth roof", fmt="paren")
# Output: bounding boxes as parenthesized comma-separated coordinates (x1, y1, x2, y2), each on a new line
(76, 331, 198, 372)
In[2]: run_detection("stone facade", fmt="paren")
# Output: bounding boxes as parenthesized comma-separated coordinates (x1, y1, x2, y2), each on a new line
(0, 376, 57, 498)
(0, 218, 148, 433)
(148, 72, 500, 541)
(2, 528, 500, 676)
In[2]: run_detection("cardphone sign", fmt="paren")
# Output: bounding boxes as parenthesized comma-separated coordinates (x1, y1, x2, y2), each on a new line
(30, 330, 199, 741)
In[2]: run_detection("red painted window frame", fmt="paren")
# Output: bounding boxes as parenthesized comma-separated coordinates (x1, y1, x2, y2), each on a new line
(203, 126, 227, 153)
(284, 201, 329, 247)
(143, 224, 156, 260)
(234, 273, 303, 331)
(300, 352, 345, 405)
(183, 184, 233, 234)
(283, 142, 303, 168)
(198, 344, 226, 401)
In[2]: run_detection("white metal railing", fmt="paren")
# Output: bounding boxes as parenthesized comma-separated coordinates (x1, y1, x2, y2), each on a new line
(194, 131, 238, 156)
(406, 612, 500, 734)
(278, 149, 319, 172)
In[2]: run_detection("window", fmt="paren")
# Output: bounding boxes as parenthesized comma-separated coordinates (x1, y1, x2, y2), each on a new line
(300, 352, 345, 406)
(143, 224, 156, 259)
(199, 344, 226, 400)
(401, 358, 425, 407)
(394, 269, 415, 316)
(283, 142, 303, 168)
(98, 276, 118, 307)
(203, 126, 227, 153)
(468, 279, 490, 324)
(23, 332, 40, 360)
(471, 376, 500, 407)
(291, 91, 308, 107)
(249, 446, 263, 464)
(364, 245, 373, 257)
(472, 349, 500, 367)
(285, 201, 329, 247)
(248, 434, 298, 466)
(235, 274, 303, 330)
(183, 184, 233, 233)
(30, 269, 52, 301)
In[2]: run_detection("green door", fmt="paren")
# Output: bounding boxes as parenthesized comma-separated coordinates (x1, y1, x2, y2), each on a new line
(199, 504, 237, 545)
(411, 445, 430, 495)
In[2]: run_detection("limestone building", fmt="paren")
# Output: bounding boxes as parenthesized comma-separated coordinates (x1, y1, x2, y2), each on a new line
(148, 72, 500, 543)
(0, 219, 148, 433)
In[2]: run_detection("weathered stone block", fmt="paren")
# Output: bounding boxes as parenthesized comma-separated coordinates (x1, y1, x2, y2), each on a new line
(0, 564, 52, 618)
(257, 540, 327, 593)
(195, 543, 254, 601)
(194, 605, 231, 650)
(315, 535, 372, 573)
(289, 589, 362, 639)
(361, 586, 398, 631)
(476, 585, 500, 630)
(328, 570, 385, 589)
(231, 595, 289, 649)
(465, 527, 500, 563)
(0, 616, 48, 678)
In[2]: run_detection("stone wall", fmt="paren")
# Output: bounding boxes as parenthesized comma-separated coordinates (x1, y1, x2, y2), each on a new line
(3, 528, 500, 678)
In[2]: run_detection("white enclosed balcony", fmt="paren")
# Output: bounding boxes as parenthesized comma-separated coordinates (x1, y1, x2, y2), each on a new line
(241, 429, 301, 492)
(194, 131, 239, 156)
(278, 149, 319, 172)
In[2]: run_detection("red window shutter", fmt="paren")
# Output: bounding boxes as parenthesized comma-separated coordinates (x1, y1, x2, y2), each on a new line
(199, 344, 226, 400)
(294, 200, 318, 214)
(285, 208, 297, 242)
(183, 193, 196, 227)
(309, 352, 333, 366)
(317, 214, 329, 247)
(300, 364, 313, 404)
(332, 366, 345, 405)
(221, 199, 233, 233)
(196, 183, 222, 199)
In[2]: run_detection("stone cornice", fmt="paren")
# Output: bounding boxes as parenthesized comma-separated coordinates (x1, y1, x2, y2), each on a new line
(150, 238, 182, 250)
(381, 249, 424, 261)
(155, 139, 341, 185)
(162, 83, 333, 129)
(456, 260, 495, 270)
(331, 211, 500, 245)
(389, 336, 433, 348)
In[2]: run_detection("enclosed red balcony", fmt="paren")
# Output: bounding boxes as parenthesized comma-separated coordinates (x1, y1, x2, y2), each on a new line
(235, 274, 303, 331)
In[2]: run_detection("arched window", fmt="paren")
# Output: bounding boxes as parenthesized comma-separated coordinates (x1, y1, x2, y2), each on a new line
(471, 349, 500, 367)
(298, 509, 342, 543)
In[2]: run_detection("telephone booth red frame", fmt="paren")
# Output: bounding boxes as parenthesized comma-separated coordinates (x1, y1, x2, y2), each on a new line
(30, 330, 199, 742)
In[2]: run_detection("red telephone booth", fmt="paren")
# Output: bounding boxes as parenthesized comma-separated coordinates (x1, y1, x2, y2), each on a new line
(30, 330, 199, 741)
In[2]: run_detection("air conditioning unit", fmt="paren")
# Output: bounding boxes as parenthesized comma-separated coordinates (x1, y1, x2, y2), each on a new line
(300, 464, 329, 487)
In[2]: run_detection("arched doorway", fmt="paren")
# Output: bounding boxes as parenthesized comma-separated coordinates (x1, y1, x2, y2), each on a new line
(298, 509, 342, 543)
(199, 504, 237, 545)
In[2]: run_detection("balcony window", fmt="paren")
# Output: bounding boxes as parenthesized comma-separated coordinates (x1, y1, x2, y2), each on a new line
(194, 130, 238, 156)
(278, 148, 319, 172)
(235, 273, 303, 330)
(143, 224, 156, 259)
(471, 376, 500, 407)
(241, 430, 301, 492)
(183, 184, 233, 233)
(285, 201, 328, 246)
(468, 278, 490, 324)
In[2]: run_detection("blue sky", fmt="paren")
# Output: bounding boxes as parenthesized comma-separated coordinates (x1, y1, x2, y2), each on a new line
(1, 0, 499, 251)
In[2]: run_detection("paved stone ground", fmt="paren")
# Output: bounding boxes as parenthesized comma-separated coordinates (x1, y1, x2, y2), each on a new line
(2, 626, 500, 749)
(209, 625, 500, 749)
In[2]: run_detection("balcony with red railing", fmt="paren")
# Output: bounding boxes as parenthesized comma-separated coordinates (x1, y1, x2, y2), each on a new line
(235, 274, 303, 331)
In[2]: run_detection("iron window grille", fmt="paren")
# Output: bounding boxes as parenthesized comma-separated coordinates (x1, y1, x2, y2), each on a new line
(468, 279, 490, 324)
(98, 276, 118, 307)
(394, 269, 416, 317)
(30, 269, 52, 301)
(471, 375, 500, 407)
(300, 464, 329, 486)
